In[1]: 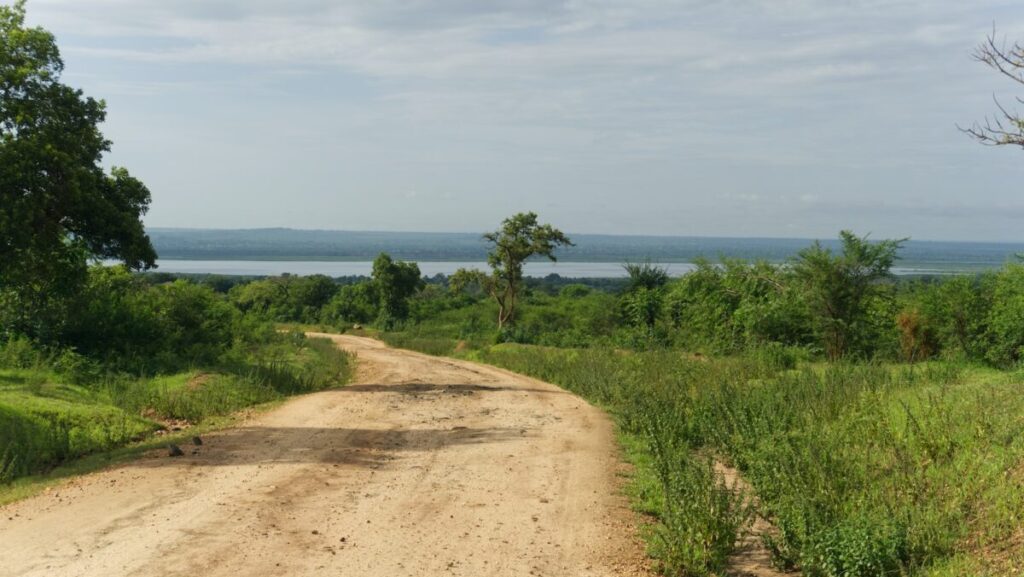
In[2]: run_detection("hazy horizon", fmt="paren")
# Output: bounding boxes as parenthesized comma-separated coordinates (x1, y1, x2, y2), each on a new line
(147, 225, 1024, 245)
(24, 0, 1024, 241)
(144, 228, 1024, 277)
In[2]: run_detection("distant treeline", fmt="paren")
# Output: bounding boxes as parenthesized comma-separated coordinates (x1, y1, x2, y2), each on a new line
(142, 271, 629, 295)
(184, 249, 1024, 367)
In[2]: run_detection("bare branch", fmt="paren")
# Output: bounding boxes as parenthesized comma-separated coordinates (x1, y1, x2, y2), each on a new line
(973, 30, 1024, 84)
(964, 29, 1024, 148)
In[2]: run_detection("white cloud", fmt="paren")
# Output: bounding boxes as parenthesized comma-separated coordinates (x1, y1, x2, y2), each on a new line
(19, 0, 1024, 239)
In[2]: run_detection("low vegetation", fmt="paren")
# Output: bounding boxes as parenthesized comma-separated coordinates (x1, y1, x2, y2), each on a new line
(0, 267, 353, 486)
(361, 340, 1019, 576)
(358, 230, 1024, 576)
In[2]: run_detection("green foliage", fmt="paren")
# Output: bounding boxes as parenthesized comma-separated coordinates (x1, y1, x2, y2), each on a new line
(371, 253, 423, 330)
(230, 274, 339, 323)
(382, 286, 622, 350)
(409, 283, 477, 322)
(201, 231, 1024, 368)
(666, 260, 737, 351)
(558, 283, 592, 298)
(463, 345, 749, 574)
(0, 334, 352, 483)
(452, 212, 572, 330)
(447, 344, 1024, 577)
(212, 238, 1024, 370)
(792, 231, 906, 360)
(620, 287, 664, 333)
(56, 266, 244, 373)
(805, 514, 910, 577)
(644, 413, 752, 575)
(667, 259, 811, 353)
(620, 262, 670, 333)
(0, 382, 157, 481)
(322, 281, 378, 325)
(623, 261, 670, 291)
(915, 275, 993, 360)
(983, 264, 1024, 366)
(0, 2, 155, 341)
(0, 335, 47, 369)
(0, 265, 270, 375)
(328, 231, 1024, 576)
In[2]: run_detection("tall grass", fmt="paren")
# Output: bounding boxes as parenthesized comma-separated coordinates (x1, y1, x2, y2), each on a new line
(643, 405, 752, 574)
(380, 332, 460, 357)
(459, 344, 1024, 576)
(468, 345, 751, 574)
(0, 383, 157, 480)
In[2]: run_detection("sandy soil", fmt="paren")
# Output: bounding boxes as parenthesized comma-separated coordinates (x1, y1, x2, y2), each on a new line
(0, 334, 650, 577)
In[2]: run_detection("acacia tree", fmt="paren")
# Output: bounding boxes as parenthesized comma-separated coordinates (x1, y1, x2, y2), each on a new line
(0, 2, 155, 340)
(791, 231, 905, 361)
(371, 252, 423, 330)
(451, 212, 572, 331)
(963, 30, 1024, 147)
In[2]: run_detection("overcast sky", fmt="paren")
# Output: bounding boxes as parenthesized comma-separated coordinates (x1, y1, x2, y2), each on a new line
(23, 0, 1024, 240)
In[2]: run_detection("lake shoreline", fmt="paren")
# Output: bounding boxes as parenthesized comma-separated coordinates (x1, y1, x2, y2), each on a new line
(139, 259, 979, 278)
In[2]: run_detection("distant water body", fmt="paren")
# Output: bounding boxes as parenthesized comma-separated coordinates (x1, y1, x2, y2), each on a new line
(146, 229, 1024, 277)
(149, 260, 974, 278)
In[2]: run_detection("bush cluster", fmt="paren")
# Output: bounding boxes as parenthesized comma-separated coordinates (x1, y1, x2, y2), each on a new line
(0, 266, 354, 485)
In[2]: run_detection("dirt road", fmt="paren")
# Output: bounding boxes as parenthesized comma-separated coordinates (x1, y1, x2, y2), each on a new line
(0, 334, 649, 577)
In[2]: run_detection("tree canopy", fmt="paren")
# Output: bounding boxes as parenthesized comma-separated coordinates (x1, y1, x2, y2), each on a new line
(0, 1, 155, 339)
(620, 261, 669, 332)
(452, 212, 572, 331)
(371, 252, 423, 329)
(791, 231, 905, 360)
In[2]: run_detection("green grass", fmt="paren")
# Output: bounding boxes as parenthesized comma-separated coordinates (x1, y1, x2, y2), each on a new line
(0, 370, 159, 482)
(0, 335, 353, 488)
(386, 335, 1024, 577)
(0, 411, 245, 506)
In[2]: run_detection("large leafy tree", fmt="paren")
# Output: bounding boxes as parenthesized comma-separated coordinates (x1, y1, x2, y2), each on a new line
(371, 252, 423, 330)
(451, 212, 572, 331)
(791, 231, 905, 361)
(0, 1, 155, 339)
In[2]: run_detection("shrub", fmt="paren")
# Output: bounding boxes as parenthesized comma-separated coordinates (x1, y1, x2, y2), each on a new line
(806, 514, 910, 577)
(791, 231, 904, 361)
(230, 274, 339, 323)
(322, 282, 378, 325)
(985, 265, 1024, 366)
(896, 308, 937, 363)
(643, 403, 751, 575)
(559, 284, 592, 298)
(0, 336, 47, 369)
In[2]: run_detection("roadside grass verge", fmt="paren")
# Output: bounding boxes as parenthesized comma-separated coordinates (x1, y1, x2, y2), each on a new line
(0, 335, 352, 491)
(0, 371, 160, 484)
(383, 335, 1024, 577)
(0, 412, 240, 506)
(381, 332, 461, 356)
(379, 320, 492, 356)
